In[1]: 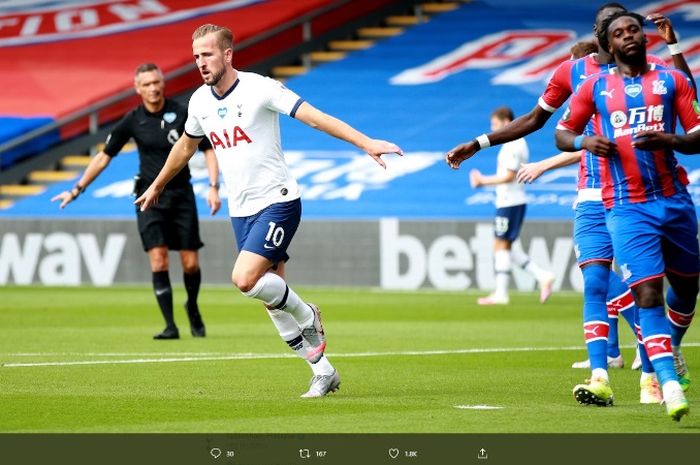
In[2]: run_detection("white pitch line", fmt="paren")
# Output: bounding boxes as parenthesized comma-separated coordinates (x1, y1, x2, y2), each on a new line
(3, 342, 699, 368)
(454, 405, 504, 410)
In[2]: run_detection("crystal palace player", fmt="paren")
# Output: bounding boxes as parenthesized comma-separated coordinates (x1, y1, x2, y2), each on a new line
(556, 11, 699, 421)
(447, 3, 693, 406)
(136, 24, 403, 398)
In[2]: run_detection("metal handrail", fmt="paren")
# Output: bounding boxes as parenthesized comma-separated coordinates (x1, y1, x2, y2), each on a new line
(0, 0, 353, 161)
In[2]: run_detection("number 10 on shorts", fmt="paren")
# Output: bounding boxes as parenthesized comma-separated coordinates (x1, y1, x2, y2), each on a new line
(266, 222, 285, 247)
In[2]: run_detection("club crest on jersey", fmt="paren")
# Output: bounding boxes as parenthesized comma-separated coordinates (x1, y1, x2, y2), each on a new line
(218, 107, 228, 119)
(652, 80, 667, 95)
(610, 111, 627, 128)
(163, 112, 177, 124)
(624, 84, 642, 98)
(237, 104, 243, 117)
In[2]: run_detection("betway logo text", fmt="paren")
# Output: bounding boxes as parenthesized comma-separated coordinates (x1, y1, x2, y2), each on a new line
(379, 219, 582, 291)
(0, 233, 126, 285)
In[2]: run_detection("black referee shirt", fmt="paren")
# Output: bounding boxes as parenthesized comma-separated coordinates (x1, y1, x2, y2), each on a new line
(103, 99, 212, 190)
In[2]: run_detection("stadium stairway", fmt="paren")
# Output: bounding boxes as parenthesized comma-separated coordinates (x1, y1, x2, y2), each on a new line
(271, 1, 465, 79)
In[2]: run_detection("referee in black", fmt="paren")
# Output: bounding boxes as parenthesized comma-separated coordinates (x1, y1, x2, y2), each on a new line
(53, 63, 221, 340)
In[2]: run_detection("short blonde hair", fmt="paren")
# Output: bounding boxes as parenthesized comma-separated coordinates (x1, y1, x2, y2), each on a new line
(192, 24, 233, 51)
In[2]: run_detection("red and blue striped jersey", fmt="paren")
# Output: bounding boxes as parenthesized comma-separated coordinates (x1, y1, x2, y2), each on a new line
(557, 65, 700, 208)
(540, 54, 667, 191)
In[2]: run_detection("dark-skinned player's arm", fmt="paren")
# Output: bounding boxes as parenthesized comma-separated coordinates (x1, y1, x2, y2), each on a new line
(446, 105, 553, 169)
(445, 59, 576, 169)
(648, 13, 696, 90)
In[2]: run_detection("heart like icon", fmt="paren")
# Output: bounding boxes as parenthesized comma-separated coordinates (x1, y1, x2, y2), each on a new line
(388, 448, 400, 459)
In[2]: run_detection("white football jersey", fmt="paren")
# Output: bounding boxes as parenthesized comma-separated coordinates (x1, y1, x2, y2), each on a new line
(185, 71, 303, 217)
(495, 138, 528, 208)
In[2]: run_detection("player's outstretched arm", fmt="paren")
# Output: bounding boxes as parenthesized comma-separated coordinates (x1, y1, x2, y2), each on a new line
(51, 151, 112, 209)
(648, 13, 696, 89)
(445, 104, 552, 170)
(517, 150, 583, 183)
(633, 130, 700, 154)
(293, 102, 403, 169)
(203, 148, 221, 215)
(135, 134, 201, 211)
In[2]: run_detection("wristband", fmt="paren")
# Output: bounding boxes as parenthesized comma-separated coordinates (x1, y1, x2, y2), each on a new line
(209, 182, 220, 189)
(573, 135, 585, 151)
(475, 134, 491, 150)
(668, 43, 681, 56)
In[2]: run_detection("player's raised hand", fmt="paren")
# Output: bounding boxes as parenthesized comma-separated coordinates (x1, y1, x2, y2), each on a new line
(647, 13, 677, 44)
(632, 130, 674, 151)
(446, 140, 478, 170)
(469, 169, 483, 188)
(365, 139, 403, 169)
(517, 162, 544, 184)
(51, 191, 76, 209)
(584, 135, 617, 158)
(134, 183, 162, 211)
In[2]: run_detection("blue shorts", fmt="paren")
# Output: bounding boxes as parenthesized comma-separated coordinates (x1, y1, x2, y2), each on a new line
(605, 191, 700, 287)
(231, 199, 302, 264)
(494, 205, 526, 242)
(573, 201, 613, 266)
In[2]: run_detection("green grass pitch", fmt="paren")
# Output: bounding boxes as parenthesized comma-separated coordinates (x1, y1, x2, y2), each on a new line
(0, 285, 698, 433)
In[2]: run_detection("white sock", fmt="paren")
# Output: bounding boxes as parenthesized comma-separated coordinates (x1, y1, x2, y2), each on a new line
(640, 371, 656, 383)
(267, 308, 311, 360)
(591, 368, 608, 381)
(511, 247, 549, 281)
(309, 354, 334, 376)
(493, 250, 511, 298)
(244, 272, 313, 327)
(662, 380, 682, 399)
(266, 308, 300, 341)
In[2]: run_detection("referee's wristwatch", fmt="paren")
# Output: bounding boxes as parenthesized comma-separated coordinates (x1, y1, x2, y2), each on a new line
(209, 182, 220, 190)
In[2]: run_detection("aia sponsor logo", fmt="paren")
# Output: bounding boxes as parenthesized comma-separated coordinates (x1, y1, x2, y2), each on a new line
(209, 126, 252, 150)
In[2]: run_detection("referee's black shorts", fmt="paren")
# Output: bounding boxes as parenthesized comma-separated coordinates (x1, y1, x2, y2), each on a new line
(135, 185, 204, 252)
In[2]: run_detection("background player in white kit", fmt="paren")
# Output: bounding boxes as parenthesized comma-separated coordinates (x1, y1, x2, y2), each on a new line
(469, 107, 554, 305)
(136, 24, 403, 398)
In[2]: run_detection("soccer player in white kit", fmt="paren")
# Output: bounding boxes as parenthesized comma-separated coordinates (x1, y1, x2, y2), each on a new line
(135, 24, 403, 397)
(469, 107, 554, 305)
